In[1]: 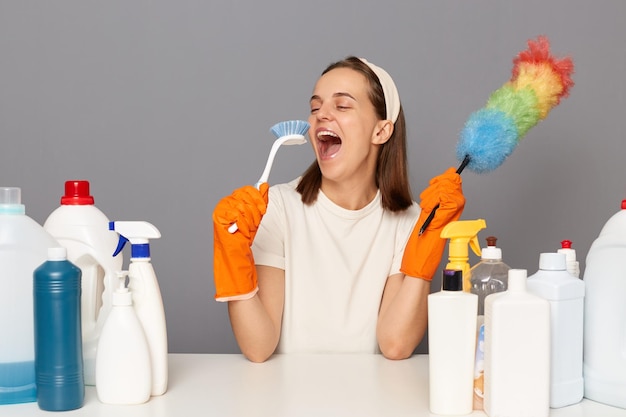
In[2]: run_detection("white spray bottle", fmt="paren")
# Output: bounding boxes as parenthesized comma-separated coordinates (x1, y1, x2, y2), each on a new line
(109, 221, 168, 396)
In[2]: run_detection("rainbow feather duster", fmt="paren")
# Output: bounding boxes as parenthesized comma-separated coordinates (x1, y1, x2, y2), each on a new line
(456, 35, 574, 174)
(419, 36, 574, 235)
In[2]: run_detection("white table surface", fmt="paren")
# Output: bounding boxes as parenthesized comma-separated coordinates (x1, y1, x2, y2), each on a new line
(1, 354, 625, 417)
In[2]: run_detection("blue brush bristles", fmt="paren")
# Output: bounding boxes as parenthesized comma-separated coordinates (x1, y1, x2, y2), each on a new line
(270, 120, 310, 138)
(456, 108, 519, 174)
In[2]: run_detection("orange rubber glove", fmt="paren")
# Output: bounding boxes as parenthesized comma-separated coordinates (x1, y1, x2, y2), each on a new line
(400, 167, 465, 281)
(213, 183, 269, 302)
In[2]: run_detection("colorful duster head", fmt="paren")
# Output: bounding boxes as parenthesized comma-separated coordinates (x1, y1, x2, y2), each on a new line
(456, 36, 574, 174)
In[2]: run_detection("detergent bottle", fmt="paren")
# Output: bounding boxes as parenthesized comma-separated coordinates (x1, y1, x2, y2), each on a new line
(583, 199, 626, 409)
(0, 187, 59, 405)
(96, 271, 152, 405)
(109, 221, 167, 396)
(484, 269, 550, 417)
(33, 247, 84, 411)
(527, 252, 585, 408)
(469, 235, 510, 410)
(440, 219, 486, 292)
(428, 269, 478, 416)
(43, 180, 123, 385)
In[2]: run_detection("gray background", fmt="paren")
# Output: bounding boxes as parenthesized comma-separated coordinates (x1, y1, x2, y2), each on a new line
(1, 1, 624, 354)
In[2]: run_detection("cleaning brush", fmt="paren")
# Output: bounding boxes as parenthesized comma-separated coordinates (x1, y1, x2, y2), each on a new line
(419, 36, 574, 235)
(228, 120, 309, 233)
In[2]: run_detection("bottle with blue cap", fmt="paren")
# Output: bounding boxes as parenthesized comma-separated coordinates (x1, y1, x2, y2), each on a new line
(109, 221, 168, 396)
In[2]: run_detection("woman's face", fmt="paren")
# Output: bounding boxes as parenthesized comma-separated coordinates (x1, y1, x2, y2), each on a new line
(308, 67, 389, 186)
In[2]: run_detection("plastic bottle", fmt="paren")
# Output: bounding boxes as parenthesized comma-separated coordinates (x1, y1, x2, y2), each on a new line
(469, 235, 510, 410)
(526, 252, 584, 408)
(558, 239, 580, 278)
(110, 221, 168, 396)
(33, 247, 84, 411)
(484, 269, 550, 417)
(440, 219, 486, 292)
(43, 180, 123, 385)
(428, 269, 478, 416)
(0, 187, 59, 405)
(96, 271, 152, 405)
(583, 199, 626, 409)
(470, 236, 511, 315)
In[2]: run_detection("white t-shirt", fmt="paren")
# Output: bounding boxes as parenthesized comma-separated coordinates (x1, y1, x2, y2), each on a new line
(252, 178, 420, 353)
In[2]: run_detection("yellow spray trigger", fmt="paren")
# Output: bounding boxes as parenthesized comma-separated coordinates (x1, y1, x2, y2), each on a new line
(440, 219, 487, 292)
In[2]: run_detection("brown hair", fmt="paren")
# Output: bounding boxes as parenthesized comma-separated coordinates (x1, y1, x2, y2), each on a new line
(296, 56, 413, 212)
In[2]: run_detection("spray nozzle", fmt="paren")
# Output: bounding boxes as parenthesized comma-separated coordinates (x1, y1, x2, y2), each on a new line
(109, 221, 161, 259)
(440, 219, 487, 258)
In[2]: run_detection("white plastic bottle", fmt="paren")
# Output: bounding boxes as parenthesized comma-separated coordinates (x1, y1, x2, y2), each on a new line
(527, 252, 585, 408)
(0, 187, 59, 405)
(557, 240, 580, 278)
(469, 236, 510, 410)
(484, 269, 550, 417)
(96, 271, 152, 405)
(110, 221, 168, 396)
(428, 269, 478, 416)
(43, 180, 123, 385)
(583, 199, 626, 409)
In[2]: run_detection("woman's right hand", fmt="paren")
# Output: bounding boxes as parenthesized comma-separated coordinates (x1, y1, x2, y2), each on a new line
(213, 183, 269, 302)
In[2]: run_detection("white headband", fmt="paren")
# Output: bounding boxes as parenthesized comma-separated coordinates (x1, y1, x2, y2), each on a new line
(360, 58, 401, 123)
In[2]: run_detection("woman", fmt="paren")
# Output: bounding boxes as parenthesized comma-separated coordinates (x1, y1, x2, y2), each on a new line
(213, 57, 464, 362)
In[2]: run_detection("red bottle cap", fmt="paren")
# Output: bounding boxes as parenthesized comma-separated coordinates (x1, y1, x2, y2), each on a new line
(561, 240, 572, 249)
(61, 180, 95, 205)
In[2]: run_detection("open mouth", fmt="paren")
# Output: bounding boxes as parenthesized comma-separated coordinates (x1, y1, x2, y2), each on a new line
(317, 130, 342, 159)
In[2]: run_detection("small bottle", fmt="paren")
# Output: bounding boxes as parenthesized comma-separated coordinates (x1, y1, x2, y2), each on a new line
(557, 239, 580, 278)
(428, 269, 478, 416)
(484, 269, 550, 417)
(469, 236, 510, 410)
(44, 180, 123, 385)
(33, 247, 84, 411)
(0, 187, 59, 405)
(527, 252, 585, 408)
(96, 271, 152, 405)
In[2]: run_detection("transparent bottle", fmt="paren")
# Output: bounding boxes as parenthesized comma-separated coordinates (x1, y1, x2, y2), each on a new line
(469, 236, 510, 410)
(470, 236, 510, 315)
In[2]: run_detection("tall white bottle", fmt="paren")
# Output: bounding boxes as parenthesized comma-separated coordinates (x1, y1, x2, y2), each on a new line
(484, 269, 550, 417)
(583, 199, 626, 409)
(43, 180, 123, 385)
(527, 252, 585, 408)
(428, 269, 478, 416)
(109, 221, 168, 396)
(96, 271, 151, 405)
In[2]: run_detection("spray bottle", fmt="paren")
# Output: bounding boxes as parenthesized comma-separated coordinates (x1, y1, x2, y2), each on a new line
(109, 221, 167, 396)
(440, 219, 487, 292)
